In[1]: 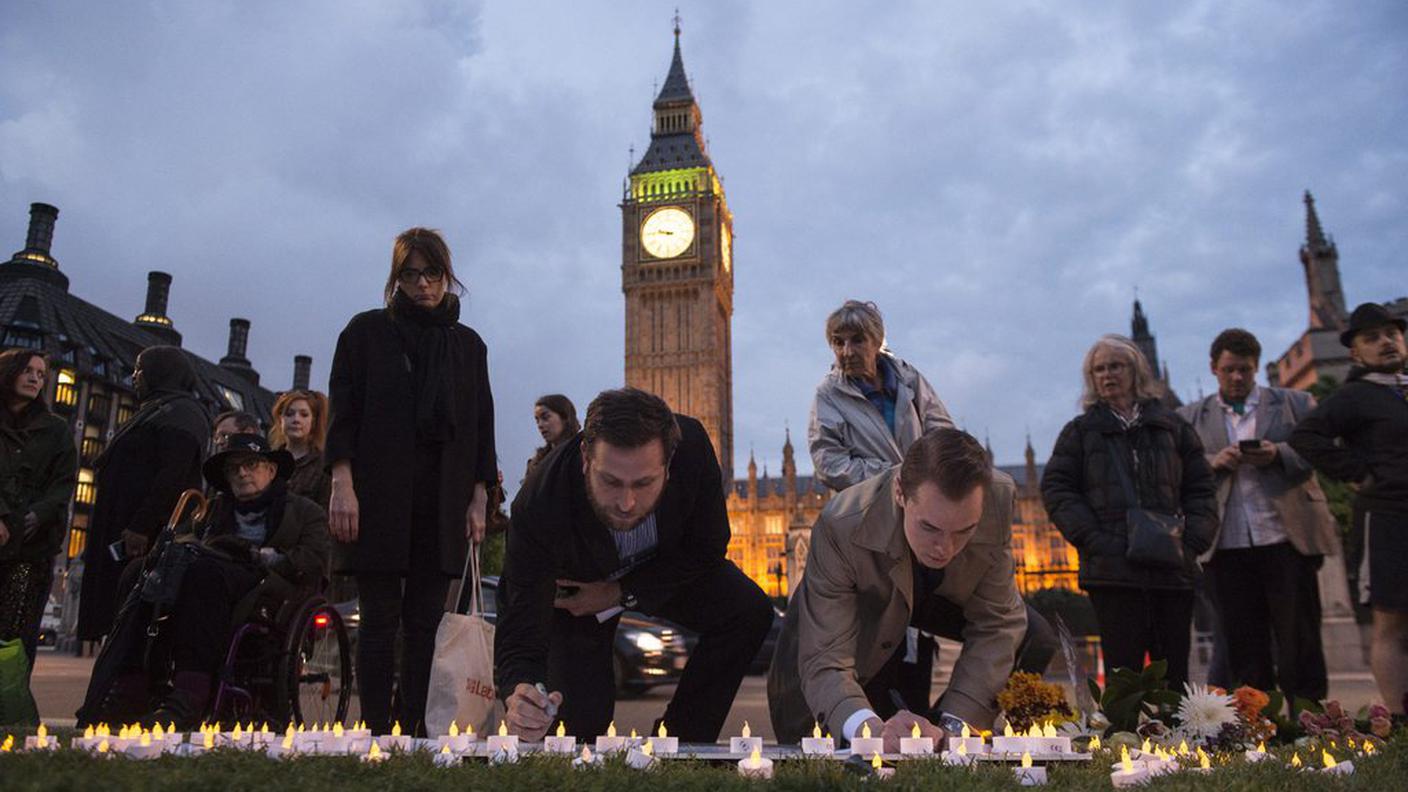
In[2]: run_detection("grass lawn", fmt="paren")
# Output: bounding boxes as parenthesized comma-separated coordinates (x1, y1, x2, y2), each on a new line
(2, 734, 1405, 792)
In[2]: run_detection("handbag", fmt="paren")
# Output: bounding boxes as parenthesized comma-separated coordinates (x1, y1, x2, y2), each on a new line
(0, 637, 39, 726)
(424, 543, 502, 737)
(1105, 435, 1185, 569)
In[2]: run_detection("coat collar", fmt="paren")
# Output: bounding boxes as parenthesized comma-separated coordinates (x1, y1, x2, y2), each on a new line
(1086, 399, 1179, 433)
(851, 468, 913, 611)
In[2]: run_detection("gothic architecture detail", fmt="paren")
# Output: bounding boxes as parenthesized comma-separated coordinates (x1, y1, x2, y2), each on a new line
(620, 23, 735, 484)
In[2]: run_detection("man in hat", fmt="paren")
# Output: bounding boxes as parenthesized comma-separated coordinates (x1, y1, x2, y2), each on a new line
(77, 433, 329, 728)
(1291, 302, 1408, 715)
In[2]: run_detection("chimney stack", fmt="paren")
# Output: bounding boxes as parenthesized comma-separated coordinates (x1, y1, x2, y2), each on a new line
(292, 355, 312, 391)
(4, 202, 68, 290)
(219, 318, 261, 386)
(133, 270, 183, 345)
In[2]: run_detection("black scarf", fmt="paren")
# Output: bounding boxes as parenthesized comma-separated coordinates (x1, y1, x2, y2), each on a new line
(389, 290, 461, 443)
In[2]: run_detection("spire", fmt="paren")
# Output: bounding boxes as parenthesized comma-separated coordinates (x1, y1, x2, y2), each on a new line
(655, 13, 693, 106)
(1131, 297, 1161, 377)
(630, 17, 709, 176)
(1304, 190, 1328, 251)
(1024, 434, 1038, 496)
(1299, 190, 1347, 330)
(746, 448, 758, 502)
(781, 428, 797, 488)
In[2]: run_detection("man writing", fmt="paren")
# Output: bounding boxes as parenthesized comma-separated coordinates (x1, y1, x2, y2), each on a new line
(768, 428, 1026, 750)
(495, 388, 774, 741)
(1178, 328, 1339, 708)
(1291, 303, 1408, 716)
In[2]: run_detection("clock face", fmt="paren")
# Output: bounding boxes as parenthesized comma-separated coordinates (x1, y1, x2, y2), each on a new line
(720, 224, 732, 274)
(641, 207, 695, 259)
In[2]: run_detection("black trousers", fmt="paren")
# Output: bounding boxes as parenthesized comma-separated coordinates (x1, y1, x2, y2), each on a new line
(1087, 586, 1194, 690)
(1208, 543, 1327, 702)
(864, 598, 1056, 718)
(546, 560, 773, 743)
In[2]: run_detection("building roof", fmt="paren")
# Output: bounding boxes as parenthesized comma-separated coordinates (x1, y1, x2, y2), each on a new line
(997, 463, 1046, 494)
(630, 26, 712, 176)
(731, 473, 829, 501)
(654, 29, 694, 106)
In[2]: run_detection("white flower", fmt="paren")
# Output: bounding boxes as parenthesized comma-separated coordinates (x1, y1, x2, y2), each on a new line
(1176, 683, 1236, 739)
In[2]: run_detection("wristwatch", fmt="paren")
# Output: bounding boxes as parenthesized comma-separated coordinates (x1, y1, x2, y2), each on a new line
(620, 590, 638, 610)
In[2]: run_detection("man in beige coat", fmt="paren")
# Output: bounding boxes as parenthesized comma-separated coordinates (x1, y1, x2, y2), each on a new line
(768, 429, 1026, 750)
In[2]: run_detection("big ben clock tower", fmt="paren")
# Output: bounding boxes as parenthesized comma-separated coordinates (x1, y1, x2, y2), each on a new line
(621, 22, 735, 484)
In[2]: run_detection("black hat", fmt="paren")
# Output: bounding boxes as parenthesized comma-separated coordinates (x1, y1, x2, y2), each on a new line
(203, 433, 295, 494)
(1340, 302, 1407, 347)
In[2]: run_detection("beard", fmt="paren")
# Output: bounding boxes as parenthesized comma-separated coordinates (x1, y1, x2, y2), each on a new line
(584, 477, 664, 533)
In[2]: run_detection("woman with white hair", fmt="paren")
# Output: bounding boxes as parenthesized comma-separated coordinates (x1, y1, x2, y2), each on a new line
(1040, 334, 1218, 691)
(808, 300, 953, 492)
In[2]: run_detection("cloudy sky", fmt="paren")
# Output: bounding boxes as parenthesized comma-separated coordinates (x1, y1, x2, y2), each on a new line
(2, 0, 1404, 493)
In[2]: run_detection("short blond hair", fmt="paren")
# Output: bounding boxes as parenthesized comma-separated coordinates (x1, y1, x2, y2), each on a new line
(825, 300, 885, 348)
(1080, 334, 1164, 410)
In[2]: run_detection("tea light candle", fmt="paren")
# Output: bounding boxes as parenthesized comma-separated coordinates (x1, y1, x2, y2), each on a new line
(224, 723, 253, 749)
(323, 722, 348, 754)
(595, 721, 627, 754)
(1320, 750, 1354, 776)
(361, 741, 386, 764)
(1111, 747, 1150, 788)
(946, 722, 985, 755)
(849, 720, 884, 759)
(543, 721, 576, 755)
(265, 733, 298, 760)
(730, 720, 763, 756)
(869, 752, 894, 779)
(1189, 748, 1213, 774)
(647, 722, 678, 755)
(379, 721, 412, 753)
(801, 722, 835, 756)
(942, 741, 977, 766)
(186, 729, 216, 756)
(899, 722, 934, 755)
(1013, 752, 1047, 785)
(573, 745, 599, 768)
(1244, 742, 1271, 763)
(1035, 722, 1071, 754)
(24, 725, 59, 752)
(485, 720, 518, 757)
(438, 721, 473, 754)
(434, 743, 460, 767)
(125, 732, 163, 760)
(625, 741, 657, 770)
(737, 745, 774, 779)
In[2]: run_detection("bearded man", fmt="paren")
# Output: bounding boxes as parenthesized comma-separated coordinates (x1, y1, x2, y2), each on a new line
(495, 387, 773, 742)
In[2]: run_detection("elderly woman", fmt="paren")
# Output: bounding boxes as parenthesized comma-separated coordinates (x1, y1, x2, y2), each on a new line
(1041, 334, 1217, 690)
(808, 300, 953, 492)
(79, 433, 329, 728)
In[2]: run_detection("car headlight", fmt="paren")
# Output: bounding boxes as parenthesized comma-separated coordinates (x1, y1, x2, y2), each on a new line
(632, 631, 665, 652)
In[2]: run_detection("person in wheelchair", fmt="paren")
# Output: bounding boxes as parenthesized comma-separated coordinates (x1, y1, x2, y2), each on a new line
(83, 433, 330, 728)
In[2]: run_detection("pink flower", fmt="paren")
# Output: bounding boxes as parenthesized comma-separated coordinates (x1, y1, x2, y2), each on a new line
(1370, 717, 1391, 739)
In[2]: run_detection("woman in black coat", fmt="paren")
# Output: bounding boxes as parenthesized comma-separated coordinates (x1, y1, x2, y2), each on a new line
(326, 227, 496, 736)
(76, 346, 208, 641)
(1040, 334, 1217, 691)
(0, 350, 78, 669)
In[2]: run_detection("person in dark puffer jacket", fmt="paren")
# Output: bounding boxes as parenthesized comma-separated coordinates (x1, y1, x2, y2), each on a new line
(1041, 334, 1217, 691)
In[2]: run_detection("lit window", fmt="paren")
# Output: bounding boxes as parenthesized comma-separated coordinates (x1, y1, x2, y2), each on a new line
(76, 468, 96, 505)
(765, 515, 784, 535)
(115, 397, 137, 426)
(55, 369, 79, 408)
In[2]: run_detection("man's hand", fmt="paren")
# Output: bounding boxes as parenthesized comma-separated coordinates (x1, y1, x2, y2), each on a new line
(880, 711, 943, 754)
(466, 482, 488, 542)
(1241, 440, 1278, 468)
(554, 578, 622, 617)
(121, 529, 150, 558)
(505, 682, 563, 741)
(1211, 446, 1242, 472)
(328, 465, 359, 543)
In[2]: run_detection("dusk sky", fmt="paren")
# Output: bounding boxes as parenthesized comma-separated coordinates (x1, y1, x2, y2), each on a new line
(2, 1, 1404, 495)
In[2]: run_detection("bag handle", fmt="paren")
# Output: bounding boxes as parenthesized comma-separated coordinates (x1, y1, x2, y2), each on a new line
(456, 541, 486, 617)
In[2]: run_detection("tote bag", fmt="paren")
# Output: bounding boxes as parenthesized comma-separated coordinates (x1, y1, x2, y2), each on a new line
(424, 544, 502, 737)
(0, 638, 39, 725)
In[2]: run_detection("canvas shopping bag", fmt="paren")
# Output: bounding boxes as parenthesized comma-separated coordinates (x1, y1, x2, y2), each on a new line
(424, 543, 501, 737)
(0, 638, 40, 726)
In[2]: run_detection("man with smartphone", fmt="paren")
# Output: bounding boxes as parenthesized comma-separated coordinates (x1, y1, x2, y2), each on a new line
(1178, 328, 1339, 709)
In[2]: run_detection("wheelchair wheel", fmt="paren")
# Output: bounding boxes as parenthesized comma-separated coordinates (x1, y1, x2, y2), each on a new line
(275, 597, 352, 726)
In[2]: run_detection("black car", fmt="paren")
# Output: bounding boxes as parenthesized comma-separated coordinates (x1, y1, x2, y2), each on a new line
(333, 576, 697, 696)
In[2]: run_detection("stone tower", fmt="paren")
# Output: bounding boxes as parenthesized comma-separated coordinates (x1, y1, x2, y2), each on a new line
(1301, 190, 1349, 331)
(621, 21, 735, 484)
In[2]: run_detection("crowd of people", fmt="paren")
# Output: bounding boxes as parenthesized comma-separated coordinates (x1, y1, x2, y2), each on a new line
(0, 227, 1403, 747)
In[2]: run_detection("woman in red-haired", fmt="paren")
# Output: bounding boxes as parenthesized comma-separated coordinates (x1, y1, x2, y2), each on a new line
(269, 389, 331, 511)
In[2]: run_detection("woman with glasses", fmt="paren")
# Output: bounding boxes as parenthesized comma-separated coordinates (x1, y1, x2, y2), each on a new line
(0, 349, 78, 682)
(326, 227, 497, 736)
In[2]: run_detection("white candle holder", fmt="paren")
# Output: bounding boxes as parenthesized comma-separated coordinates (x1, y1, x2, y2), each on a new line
(124, 738, 163, 760)
(378, 734, 412, 753)
(543, 735, 577, 755)
(899, 736, 934, 756)
(1111, 764, 1150, 787)
(1013, 764, 1047, 785)
(594, 734, 627, 754)
(647, 736, 678, 755)
(801, 736, 835, 755)
(433, 745, 461, 767)
(849, 736, 884, 758)
(941, 749, 976, 767)
(730, 735, 763, 755)
(23, 735, 59, 752)
(624, 746, 657, 770)
(947, 736, 985, 754)
(737, 753, 774, 779)
(486, 733, 518, 757)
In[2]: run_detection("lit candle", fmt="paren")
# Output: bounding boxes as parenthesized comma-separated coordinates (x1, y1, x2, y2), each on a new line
(439, 720, 473, 754)
(572, 745, 598, 768)
(647, 721, 678, 755)
(250, 722, 273, 748)
(486, 719, 518, 758)
(947, 721, 985, 755)
(361, 741, 386, 764)
(1036, 721, 1071, 754)
(869, 752, 894, 780)
(434, 743, 460, 767)
(625, 740, 657, 770)
(942, 739, 976, 767)
(1013, 752, 1047, 785)
(1320, 750, 1354, 776)
(899, 722, 934, 756)
(730, 720, 763, 756)
(265, 732, 298, 760)
(125, 731, 162, 760)
(1244, 741, 1270, 763)
(595, 721, 626, 754)
(24, 724, 58, 752)
(1110, 746, 1150, 788)
(801, 722, 835, 756)
(379, 721, 412, 753)
(1188, 747, 1213, 774)
(737, 745, 774, 779)
(1087, 734, 1101, 752)
(991, 722, 1031, 756)
(324, 722, 348, 754)
(544, 721, 576, 755)
(849, 720, 884, 758)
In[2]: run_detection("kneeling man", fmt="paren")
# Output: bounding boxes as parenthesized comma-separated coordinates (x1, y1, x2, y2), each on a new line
(769, 428, 1026, 750)
(496, 388, 774, 742)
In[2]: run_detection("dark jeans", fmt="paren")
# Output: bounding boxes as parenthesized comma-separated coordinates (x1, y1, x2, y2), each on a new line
(354, 505, 450, 736)
(547, 560, 773, 743)
(1087, 586, 1194, 690)
(1208, 542, 1328, 703)
(0, 559, 53, 670)
(864, 598, 1056, 718)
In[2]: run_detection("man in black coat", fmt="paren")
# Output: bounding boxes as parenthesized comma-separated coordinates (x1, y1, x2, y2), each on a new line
(1289, 302, 1408, 715)
(495, 388, 773, 743)
(76, 346, 208, 641)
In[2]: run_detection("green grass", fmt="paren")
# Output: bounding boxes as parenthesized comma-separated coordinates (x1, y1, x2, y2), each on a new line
(1, 735, 1404, 791)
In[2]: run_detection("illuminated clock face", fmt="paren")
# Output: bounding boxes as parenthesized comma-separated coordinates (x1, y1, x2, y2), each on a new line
(720, 224, 732, 274)
(641, 207, 695, 259)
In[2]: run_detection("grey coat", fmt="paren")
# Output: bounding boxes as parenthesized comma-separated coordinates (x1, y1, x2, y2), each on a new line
(808, 352, 953, 492)
(1177, 387, 1340, 560)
